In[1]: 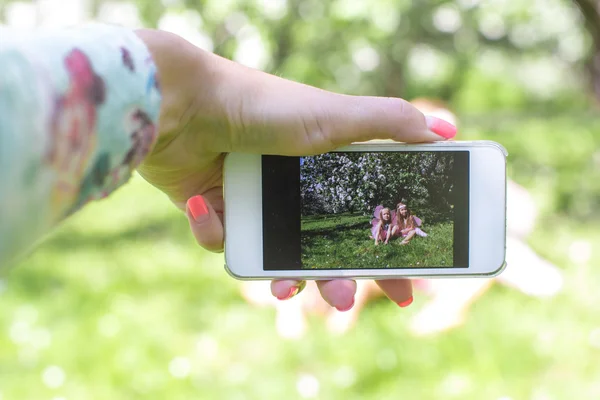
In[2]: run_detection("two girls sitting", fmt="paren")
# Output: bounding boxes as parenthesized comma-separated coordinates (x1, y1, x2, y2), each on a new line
(371, 203, 427, 246)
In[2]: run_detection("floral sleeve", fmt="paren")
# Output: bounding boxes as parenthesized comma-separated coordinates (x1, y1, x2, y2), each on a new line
(0, 24, 162, 266)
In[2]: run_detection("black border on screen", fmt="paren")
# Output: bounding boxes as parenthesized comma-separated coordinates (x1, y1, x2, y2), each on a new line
(262, 152, 469, 270)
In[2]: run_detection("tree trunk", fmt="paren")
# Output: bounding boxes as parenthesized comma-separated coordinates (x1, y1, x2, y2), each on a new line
(572, 0, 600, 100)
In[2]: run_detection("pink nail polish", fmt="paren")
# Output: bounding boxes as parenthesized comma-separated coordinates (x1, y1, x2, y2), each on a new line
(187, 195, 209, 223)
(397, 296, 413, 308)
(425, 116, 457, 139)
(336, 298, 355, 312)
(277, 286, 299, 301)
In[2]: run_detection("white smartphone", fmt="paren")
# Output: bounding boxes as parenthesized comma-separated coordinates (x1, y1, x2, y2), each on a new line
(223, 141, 507, 280)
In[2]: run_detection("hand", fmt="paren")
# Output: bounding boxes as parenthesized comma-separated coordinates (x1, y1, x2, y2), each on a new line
(135, 30, 456, 310)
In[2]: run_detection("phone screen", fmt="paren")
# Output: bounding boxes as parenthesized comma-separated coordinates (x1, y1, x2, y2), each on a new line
(261, 151, 470, 270)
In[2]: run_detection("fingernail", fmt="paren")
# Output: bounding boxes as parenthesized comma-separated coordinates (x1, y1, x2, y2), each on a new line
(187, 195, 209, 223)
(277, 281, 306, 300)
(425, 116, 456, 139)
(336, 297, 355, 312)
(397, 296, 413, 308)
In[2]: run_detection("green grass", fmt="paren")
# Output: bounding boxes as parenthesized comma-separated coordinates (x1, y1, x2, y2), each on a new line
(0, 113, 600, 399)
(301, 213, 453, 268)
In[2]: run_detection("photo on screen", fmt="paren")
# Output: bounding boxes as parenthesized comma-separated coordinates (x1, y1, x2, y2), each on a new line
(299, 152, 464, 269)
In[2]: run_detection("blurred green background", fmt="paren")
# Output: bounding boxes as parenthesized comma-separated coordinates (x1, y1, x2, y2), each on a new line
(1, 0, 600, 399)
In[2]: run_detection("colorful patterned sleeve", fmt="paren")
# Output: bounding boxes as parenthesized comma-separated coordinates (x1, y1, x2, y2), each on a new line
(0, 24, 162, 266)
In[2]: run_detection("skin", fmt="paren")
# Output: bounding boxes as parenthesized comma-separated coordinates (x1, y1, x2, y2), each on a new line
(397, 207, 416, 244)
(401, 230, 417, 245)
(375, 209, 392, 246)
(134, 29, 456, 310)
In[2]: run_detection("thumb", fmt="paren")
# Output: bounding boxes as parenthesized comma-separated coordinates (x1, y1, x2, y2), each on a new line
(322, 95, 457, 149)
(211, 59, 457, 154)
(186, 195, 224, 252)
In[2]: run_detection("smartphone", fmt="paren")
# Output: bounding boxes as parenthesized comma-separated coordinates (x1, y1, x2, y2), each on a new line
(223, 141, 507, 280)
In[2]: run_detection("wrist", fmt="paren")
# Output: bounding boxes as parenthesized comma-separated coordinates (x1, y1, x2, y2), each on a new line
(135, 29, 239, 155)
(135, 29, 205, 144)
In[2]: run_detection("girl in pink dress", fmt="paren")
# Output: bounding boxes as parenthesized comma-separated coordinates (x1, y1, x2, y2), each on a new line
(371, 207, 393, 245)
(394, 203, 427, 244)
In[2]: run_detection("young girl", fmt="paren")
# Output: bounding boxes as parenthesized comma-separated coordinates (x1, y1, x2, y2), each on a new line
(371, 207, 393, 245)
(393, 203, 425, 245)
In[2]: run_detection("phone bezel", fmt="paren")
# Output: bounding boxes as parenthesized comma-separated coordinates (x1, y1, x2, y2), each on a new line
(223, 141, 507, 279)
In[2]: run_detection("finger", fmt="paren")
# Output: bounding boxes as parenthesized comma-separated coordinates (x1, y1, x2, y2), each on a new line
(271, 280, 306, 300)
(207, 52, 458, 155)
(262, 94, 457, 155)
(376, 279, 414, 307)
(186, 194, 224, 252)
(316, 280, 357, 312)
(321, 95, 457, 150)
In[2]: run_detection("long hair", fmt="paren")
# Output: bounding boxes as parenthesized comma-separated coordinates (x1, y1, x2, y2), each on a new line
(396, 203, 415, 230)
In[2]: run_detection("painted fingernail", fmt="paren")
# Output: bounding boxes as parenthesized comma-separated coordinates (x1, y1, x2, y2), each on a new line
(277, 281, 306, 300)
(397, 296, 413, 308)
(187, 195, 209, 223)
(425, 116, 456, 139)
(336, 297, 355, 312)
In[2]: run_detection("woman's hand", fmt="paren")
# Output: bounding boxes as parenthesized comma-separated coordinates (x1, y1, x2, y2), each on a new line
(135, 30, 456, 310)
